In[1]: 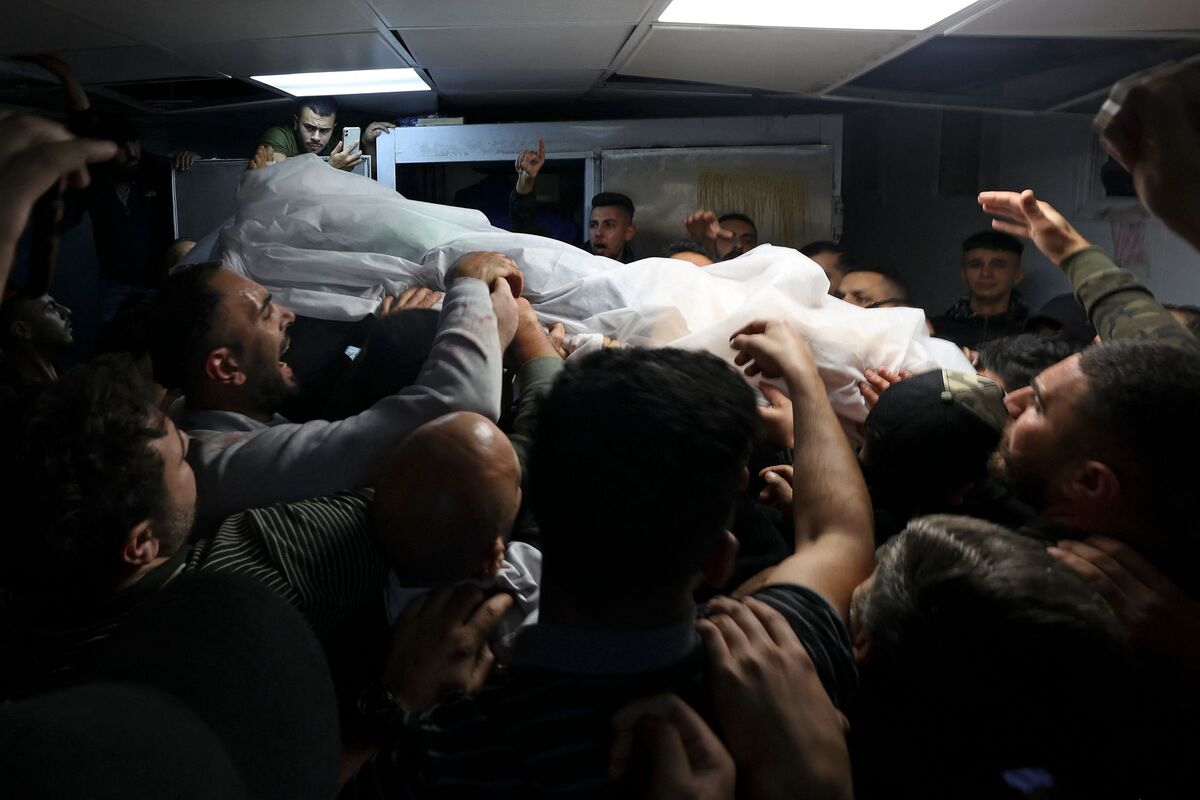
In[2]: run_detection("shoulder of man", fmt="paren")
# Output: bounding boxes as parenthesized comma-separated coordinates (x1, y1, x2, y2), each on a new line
(260, 125, 299, 157)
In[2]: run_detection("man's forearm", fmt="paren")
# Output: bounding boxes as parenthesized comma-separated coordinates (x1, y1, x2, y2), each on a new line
(1063, 246, 1195, 346)
(785, 365, 873, 549)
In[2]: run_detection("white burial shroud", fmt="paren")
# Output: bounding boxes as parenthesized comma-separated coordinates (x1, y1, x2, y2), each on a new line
(212, 155, 971, 422)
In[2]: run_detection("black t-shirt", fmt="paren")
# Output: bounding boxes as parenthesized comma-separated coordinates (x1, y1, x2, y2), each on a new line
(340, 583, 856, 799)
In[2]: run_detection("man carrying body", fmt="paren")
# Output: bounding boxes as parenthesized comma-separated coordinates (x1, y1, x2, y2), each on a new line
(931, 230, 1029, 348)
(149, 252, 518, 522)
(257, 97, 395, 174)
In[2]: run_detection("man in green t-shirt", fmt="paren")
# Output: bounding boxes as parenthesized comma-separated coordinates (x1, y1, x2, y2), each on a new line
(258, 97, 394, 173)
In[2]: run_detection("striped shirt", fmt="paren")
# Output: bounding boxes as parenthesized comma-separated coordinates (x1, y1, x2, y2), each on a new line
(1, 489, 384, 700)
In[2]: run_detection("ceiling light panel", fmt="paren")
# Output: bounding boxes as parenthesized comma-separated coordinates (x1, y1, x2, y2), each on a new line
(659, 0, 978, 31)
(251, 68, 430, 95)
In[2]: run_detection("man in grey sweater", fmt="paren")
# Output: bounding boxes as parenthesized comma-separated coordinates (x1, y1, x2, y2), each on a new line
(151, 252, 520, 523)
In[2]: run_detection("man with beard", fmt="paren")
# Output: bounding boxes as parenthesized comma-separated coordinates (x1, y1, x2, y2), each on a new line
(0, 291, 74, 389)
(149, 255, 517, 524)
(0, 354, 388, 699)
(257, 97, 394, 175)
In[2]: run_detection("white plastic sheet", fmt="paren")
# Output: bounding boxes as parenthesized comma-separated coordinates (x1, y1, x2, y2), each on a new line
(213, 155, 971, 421)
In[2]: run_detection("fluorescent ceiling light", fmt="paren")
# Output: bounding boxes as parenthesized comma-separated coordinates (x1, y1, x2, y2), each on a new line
(251, 68, 430, 96)
(659, 0, 977, 31)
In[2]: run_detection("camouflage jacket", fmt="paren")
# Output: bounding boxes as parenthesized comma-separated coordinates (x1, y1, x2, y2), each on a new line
(1062, 246, 1197, 348)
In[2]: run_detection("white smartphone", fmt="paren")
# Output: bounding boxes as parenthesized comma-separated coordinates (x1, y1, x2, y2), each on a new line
(342, 126, 361, 152)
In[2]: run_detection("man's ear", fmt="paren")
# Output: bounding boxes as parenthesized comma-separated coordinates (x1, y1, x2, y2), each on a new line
(625, 223, 637, 242)
(700, 530, 739, 590)
(203, 347, 246, 386)
(121, 520, 160, 568)
(9, 320, 31, 341)
(1063, 459, 1120, 505)
(1015, 266, 1026, 285)
(852, 630, 872, 665)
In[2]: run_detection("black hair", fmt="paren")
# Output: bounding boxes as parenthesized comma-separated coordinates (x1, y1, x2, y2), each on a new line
(852, 515, 1134, 796)
(324, 309, 439, 420)
(1163, 303, 1200, 337)
(718, 212, 756, 232)
(1076, 339, 1200, 538)
(663, 239, 709, 258)
(590, 192, 635, 221)
(799, 240, 845, 258)
(97, 296, 157, 361)
(960, 230, 1023, 256)
(530, 348, 757, 592)
(6, 355, 167, 592)
(842, 268, 909, 303)
(976, 332, 1082, 391)
(148, 262, 224, 392)
(298, 96, 338, 118)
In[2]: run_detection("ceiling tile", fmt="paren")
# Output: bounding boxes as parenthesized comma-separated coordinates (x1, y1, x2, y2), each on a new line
(621, 25, 915, 95)
(39, 0, 375, 47)
(375, 0, 652, 28)
(399, 25, 633, 69)
(430, 68, 603, 94)
(954, 0, 1200, 37)
(175, 33, 409, 77)
(52, 45, 220, 83)
(0, 1, 138, 54)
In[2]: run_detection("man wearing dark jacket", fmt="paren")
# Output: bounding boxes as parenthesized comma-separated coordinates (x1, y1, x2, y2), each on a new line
(931, 230, 1029, 348)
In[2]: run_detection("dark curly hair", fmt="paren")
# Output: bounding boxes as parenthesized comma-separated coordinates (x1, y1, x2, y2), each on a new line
(8, 354, 168, 592)
(149, 261, 224, 392)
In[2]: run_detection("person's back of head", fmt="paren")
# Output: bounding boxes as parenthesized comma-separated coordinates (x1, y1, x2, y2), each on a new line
(850, 514, 1134, 795)
(148, 261, 224, 393)
(6, 354, 177, 594)
(977, 332, 1082, 391)
(325, 308, 439, 419)
(1074, 339, 1200, 544)
(530, 347, 757, 602)
(374, 412, 522, 585)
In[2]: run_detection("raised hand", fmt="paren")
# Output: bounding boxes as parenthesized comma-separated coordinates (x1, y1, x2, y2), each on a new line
(381, 584, 514, 712)
(978, 189, 1091, 267)
(757, 465, 794, 516)
(515, 138, 546, 194)
(858, 366, 911, 409)
(729, 320, 814, 381)
(448, 251, 525, 298)
(684, 209, 733, 246)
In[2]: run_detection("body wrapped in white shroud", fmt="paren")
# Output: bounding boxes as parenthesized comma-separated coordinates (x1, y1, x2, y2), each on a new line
(209, 155, 971, 421)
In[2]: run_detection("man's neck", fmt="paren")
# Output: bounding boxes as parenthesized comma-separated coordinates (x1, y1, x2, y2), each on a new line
(969, 294, 1011, 317)
(4, 345, 57, 383)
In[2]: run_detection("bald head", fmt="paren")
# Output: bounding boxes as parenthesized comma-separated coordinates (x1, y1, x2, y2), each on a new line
(374, 412, 522, 584)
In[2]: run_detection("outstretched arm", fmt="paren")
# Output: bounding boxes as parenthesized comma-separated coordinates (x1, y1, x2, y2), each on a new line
(728, 321, 875, 619)
(979, 189, 1195, 346)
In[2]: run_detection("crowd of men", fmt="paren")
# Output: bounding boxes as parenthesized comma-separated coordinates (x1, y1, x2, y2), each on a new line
(1, 58, 1200, 800)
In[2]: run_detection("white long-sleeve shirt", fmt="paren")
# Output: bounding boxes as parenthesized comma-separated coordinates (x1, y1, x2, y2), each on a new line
(177, 278, 502, 522)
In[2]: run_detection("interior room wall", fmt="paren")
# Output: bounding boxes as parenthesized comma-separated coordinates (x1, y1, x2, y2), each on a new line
(840, 105, 1200, 317)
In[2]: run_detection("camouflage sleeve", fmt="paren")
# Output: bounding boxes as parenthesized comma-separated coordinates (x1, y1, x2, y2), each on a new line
(1061, 246, 1197, 347)
(258, 125, 298, 157)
